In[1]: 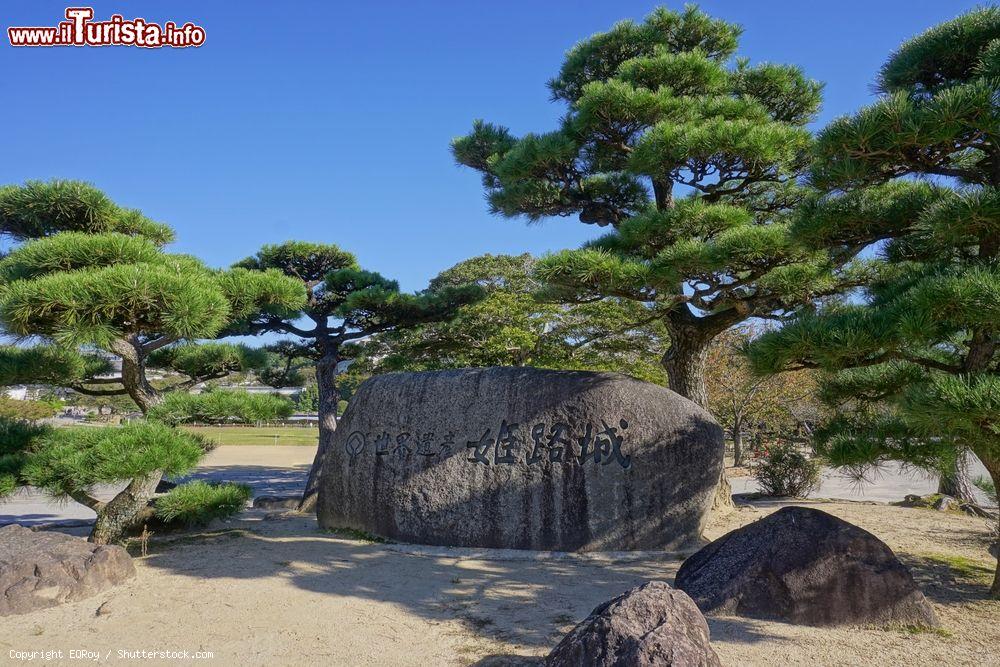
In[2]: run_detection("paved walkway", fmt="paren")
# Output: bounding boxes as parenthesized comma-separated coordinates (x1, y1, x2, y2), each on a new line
(0, 446, 993, 528)
(0, 445, 316, 527)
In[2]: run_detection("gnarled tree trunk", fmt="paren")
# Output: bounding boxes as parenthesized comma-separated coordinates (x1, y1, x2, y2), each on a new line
(83, 338, 166, 544)
(937, 450, 979, 504)
(662, 327, 735, 511)
(972, 447, 1000, 599)
(109, 338, 162, 413)
(298, 349, 339, 512)
(90, 472, 162, 545)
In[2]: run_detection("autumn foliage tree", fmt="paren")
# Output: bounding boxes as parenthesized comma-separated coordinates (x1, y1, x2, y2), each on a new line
(747, 8, 1000, 596)
(706, 326, 820, 465)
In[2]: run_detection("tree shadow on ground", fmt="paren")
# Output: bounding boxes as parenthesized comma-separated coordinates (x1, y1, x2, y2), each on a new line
(901, 551, 998, 606)
(139, 514, 779, 652)
(172, 464, 311, 497)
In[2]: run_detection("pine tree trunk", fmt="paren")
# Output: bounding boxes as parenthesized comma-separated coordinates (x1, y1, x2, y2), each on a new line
(298, 350, 339, 512)
(662, 330, 734, 511)
(109, 338, 161, 413)
(972, 447, 1000, 599)
(663, 335, 711, 408)
(90, 472, 162, 545)
(937, 450, 979, 503)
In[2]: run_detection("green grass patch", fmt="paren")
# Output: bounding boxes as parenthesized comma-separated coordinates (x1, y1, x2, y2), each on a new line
(920, 553, 994, 582)
(899, 624, 953, 638)
(180, 425, 318, 446)
(154, 480, 252, 527)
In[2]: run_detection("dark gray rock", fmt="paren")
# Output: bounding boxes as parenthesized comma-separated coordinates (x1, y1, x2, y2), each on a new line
(317, 368, 724, 551)
(253, 495, 301, 510)
(546, 581, 721, 667)
(0, 524, 135, 616)
(675, 506, 939, 627)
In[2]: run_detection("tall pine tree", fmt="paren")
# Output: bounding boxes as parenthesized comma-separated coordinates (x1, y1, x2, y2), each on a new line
(748, 8, 1000, 597)
(453, 6, 858, 505)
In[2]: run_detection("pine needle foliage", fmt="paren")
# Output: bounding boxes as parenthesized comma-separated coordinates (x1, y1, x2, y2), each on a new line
(746, 8, 1000, 596)
(451, 5, 857, 406)
(153, 481, 252, 527)
(232, 241, 484, 508)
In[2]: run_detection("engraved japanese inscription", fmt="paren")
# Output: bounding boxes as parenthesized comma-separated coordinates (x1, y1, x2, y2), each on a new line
(318, 367, 724, 551)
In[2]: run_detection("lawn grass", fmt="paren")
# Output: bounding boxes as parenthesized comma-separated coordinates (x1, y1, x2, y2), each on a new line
(180, 425, 318, 446)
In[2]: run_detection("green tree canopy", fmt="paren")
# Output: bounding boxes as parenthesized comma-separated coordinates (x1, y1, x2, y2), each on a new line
(451, 6, 855, 410)
(746, 7, 1000, 597)
(0, 198, 303, 411)
(233, 240, 483, 509)
(0, 180, 303, 543)
(355, 253, 668, 383)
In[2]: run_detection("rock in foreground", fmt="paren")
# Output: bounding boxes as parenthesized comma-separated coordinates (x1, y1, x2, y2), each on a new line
(675, 506, 939, 627)
(546, 581, 721, 667)
(0, 524, 135, 616)
(317, 368, 724, 551)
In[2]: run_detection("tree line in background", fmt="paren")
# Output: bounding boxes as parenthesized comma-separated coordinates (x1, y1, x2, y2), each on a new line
(0, 5, 996, 596)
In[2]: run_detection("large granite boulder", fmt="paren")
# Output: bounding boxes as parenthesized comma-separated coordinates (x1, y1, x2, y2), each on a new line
(317, 368, 724, 551)
(675, 506, 939, 627)
(0, 524, 135, 616)
(546, 581, 721, 667)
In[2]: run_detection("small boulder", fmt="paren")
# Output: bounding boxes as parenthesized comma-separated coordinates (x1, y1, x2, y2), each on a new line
(0, 524, 135, 616)
(675, 506, 938, 627)
(932, 495, 959, 512)
(546, 581, 721, 667)
(252, 495, 301, 510)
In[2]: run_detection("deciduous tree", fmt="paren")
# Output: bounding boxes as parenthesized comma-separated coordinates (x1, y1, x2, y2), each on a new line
(356, 253, 668, 382)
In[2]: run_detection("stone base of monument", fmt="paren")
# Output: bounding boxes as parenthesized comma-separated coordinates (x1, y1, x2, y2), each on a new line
(317, 367, 724, 551)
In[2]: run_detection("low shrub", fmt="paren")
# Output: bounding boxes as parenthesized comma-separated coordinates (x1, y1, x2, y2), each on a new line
(752, 442, 821, 497)
(154, 480, 252, 527)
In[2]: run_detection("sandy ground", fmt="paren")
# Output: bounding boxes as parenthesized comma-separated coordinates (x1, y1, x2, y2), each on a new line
(3, 499, 997, 667)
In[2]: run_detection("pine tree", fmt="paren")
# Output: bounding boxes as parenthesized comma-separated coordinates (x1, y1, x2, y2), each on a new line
(452, 6, 856, 506)
(233, 242, 482, 510)
(0, 180, 304, 543)
(747, 8, 1000, 597)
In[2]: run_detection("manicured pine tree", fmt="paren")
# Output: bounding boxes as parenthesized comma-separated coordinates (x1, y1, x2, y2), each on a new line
(452, 6, 854, 505)
(0, 180, 305, 543)
(747, 8, 1000, 596)
(233, 242, 483, 511)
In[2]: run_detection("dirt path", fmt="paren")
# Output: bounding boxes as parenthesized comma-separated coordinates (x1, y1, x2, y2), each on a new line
(3, 500, 996, 666)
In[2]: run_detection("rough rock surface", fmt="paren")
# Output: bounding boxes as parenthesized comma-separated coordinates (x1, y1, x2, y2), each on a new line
(546, 581, 721, 667)
(0, 524, 135, 616)
(253, 495, 301, 510)
(317, 367, 724, 551)
(675, 506, 939, 627)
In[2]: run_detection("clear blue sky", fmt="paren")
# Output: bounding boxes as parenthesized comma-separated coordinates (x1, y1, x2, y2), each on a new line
(0, 1, 982, 291)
